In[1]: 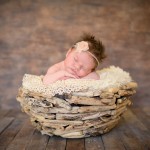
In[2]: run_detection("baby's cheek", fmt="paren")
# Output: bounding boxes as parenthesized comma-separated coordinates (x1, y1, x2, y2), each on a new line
(78, 70, 88, 77)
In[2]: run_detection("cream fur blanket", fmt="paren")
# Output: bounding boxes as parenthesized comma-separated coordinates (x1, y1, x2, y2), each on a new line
(22, 66, 132, 97)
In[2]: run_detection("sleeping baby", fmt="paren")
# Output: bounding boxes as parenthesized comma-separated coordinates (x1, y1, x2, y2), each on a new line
(43, 33, 106, 85)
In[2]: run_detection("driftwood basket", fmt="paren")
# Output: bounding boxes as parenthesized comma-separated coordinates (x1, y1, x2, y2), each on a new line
(17, 66, 137, 138)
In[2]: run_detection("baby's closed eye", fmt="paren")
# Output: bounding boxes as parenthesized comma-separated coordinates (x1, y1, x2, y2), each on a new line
(74, 56, 78, 61)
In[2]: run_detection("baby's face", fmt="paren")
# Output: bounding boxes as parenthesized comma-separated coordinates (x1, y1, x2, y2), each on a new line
(64, 49, 96, 77)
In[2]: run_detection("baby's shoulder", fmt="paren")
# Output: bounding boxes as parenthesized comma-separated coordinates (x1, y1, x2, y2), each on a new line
(51, 61, 63, 69)
(53, 62, 62, 68)
(47, 62, 62, 74)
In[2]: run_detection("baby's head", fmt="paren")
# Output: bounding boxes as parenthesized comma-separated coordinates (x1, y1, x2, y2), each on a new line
(64, 33, 106, 77)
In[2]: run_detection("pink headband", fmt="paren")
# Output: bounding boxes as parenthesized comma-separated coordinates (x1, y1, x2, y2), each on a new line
(74, 41, 99, 65)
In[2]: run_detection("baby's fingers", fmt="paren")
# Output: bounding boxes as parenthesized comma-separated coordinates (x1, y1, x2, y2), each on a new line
(65, 72, 78, 79)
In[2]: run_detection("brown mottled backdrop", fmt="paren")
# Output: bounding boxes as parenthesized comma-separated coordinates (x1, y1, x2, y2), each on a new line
(0, 0, 149, 109)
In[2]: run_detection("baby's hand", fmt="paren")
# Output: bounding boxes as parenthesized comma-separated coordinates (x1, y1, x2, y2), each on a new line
(62, 70, 79, 79)
(43, 70, 79, 85)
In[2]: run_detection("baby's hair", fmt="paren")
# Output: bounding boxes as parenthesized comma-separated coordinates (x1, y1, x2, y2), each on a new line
(76, 33, 106, 68)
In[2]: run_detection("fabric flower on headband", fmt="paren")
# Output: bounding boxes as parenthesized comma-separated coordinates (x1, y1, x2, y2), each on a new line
(74, 41, 89, 53)
(74, 41, 100, 66)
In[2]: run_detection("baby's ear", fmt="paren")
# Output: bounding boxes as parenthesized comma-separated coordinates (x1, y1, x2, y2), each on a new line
(66, 48, 72, 57)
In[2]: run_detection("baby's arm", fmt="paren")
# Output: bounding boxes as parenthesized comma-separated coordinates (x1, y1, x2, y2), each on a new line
(81, 71, 100, 80)
(43, 64, 60, 84)
(43, 63, 78, 85)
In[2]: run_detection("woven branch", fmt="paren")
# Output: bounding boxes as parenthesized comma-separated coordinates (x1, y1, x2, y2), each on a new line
(17, 67, 138, 138)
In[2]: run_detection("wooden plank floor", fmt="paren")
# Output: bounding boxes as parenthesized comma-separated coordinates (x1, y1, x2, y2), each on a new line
(0, 107, 149, 150)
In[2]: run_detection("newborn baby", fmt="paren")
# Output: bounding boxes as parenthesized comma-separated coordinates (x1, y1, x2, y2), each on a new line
(43, 33, 106, 84)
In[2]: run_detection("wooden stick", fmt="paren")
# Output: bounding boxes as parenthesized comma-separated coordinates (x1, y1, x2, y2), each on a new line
(56, 110, 113, 121)
(93, 117, 120, 129)
(46, 97, 71, 110)
(111, 106, 127, 119)
(116, 99, 131, 109)
(66, 96, 106, 106)
(101, 98, 116, 105)
(121, 82, 138, 90)
(41, 119, 84, 126)
(77, 104, 116, 113)
(100, 92, 115, 99)
(118, 89, 136, 96)
(82, 111, 113, 120)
